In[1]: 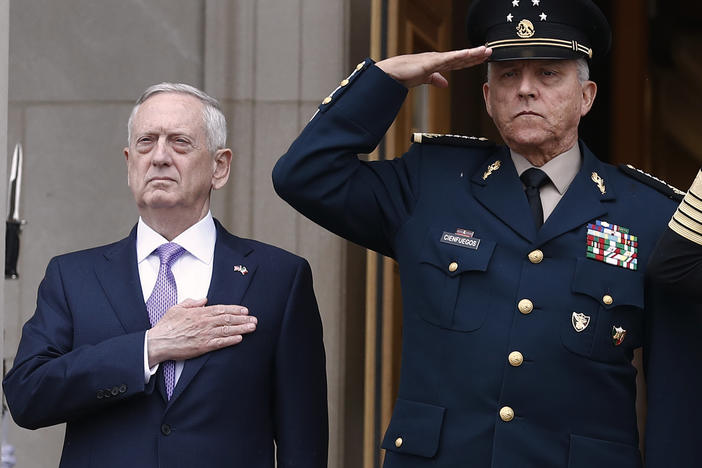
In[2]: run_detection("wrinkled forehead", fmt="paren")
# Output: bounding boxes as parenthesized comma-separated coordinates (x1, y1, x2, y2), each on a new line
(132, 93, 206, 134)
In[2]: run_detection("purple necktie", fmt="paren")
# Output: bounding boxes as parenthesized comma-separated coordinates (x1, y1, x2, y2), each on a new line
(146, 242, 186, 400)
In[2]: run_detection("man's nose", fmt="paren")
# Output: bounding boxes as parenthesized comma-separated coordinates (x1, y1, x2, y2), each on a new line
(151, 138, 173, 165)
(517, 75, 538, 99)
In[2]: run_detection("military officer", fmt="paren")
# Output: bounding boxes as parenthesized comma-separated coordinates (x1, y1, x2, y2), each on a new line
(644, 169, 702, 466)
(648, 168, 702, 298)
(274, 0, 692, 466)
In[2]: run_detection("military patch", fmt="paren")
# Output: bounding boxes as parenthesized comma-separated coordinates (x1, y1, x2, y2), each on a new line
(440, 229, 481, 250)
(411, 133, 495, 148)
(611, 326, 627, 346)
(618, 164, 685, 202)
(586, 220, 638, 270)
(572, 312, 591, 332)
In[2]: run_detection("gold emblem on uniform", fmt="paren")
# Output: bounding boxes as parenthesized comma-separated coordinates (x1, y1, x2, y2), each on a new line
(483, 160, 502, 180)
(611, 326, 627, 346)
(516, 19, 535, 38)
(571, 312, 591, 332)
(591, 172, 606, 195)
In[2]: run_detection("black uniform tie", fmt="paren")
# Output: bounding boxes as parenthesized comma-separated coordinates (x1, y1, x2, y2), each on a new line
(520, 168, 550, 228)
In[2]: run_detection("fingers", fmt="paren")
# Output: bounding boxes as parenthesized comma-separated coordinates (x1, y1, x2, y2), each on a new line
(431, 46, 492, 73)
(179, 297, 208, 308)
(377, 47, 492, 89)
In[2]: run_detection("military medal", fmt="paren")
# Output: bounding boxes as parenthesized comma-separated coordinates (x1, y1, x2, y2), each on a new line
(611, 326, 627, 346)
(586, 220, 638, 270)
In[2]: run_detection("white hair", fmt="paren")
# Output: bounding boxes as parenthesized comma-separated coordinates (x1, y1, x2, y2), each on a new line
(487, 58, 590, 83)
(127, 82, 227, 153)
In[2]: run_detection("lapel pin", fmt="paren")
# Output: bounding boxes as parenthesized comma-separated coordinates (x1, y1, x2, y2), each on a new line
(233, 265, 248, 275)
(611, 326, 627, 346)
(483, 160, 502, 180)
(572, 312, 591, 332)
(591, 172, 606, 195)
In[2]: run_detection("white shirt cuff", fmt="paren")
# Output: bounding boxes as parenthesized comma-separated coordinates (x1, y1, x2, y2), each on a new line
(143, 330, 159, 384)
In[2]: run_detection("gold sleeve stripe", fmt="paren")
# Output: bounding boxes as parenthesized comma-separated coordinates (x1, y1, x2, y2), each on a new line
(670, 216, 702, 246)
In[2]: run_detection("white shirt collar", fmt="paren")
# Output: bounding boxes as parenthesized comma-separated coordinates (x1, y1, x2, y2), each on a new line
(511, 144, 582, 195)
(136, 212, 216, 264)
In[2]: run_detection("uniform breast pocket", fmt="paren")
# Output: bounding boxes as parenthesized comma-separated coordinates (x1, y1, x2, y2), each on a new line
(416, 227, 496, 332)
(562, 258, 644, 363)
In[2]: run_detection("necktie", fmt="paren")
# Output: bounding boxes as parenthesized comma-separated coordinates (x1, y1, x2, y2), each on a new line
(520, 168, 550, 228)
(146, 242, 186, 400)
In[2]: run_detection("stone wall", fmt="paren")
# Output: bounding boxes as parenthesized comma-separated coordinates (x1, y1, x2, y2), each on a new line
(3, 1, 364, 466)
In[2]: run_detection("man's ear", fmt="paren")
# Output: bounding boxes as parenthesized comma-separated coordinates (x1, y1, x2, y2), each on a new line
(482, 82, 493, 118)
(124, 147, 131, 186)
(212, 148, 232, 190)
(580, 81, 597, 117)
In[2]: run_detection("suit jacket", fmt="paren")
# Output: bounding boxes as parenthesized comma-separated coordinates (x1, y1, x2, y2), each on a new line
(272, 60, 688, 467)
(3, 220, 328, 468)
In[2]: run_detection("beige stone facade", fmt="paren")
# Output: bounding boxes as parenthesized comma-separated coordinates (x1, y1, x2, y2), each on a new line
(2, 1, 368, 466)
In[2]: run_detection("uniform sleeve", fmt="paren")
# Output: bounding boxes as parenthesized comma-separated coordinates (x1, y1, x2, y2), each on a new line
(272, 61, 421, 258)
(646, 169, 702, 299)
(2, 257, 154, 430)
(273, 259, 328, 468)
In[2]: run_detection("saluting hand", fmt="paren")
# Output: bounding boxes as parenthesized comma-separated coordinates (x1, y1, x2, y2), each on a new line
(376, 46, 492, 89)
(146, 297, 257, 367)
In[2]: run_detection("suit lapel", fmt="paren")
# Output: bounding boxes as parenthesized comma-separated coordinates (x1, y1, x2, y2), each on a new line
(95, 226, 151, 335)
(169, 221, 258, 404)
(536, 143, 615, 246)
(471, 147, 538, 242)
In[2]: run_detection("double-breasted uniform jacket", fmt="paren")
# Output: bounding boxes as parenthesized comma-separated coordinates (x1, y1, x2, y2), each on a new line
(273, 60, 685, 467)
(3, 220, 328, 468)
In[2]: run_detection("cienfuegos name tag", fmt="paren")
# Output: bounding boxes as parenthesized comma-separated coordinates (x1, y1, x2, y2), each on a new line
(440, 229, 481, 250)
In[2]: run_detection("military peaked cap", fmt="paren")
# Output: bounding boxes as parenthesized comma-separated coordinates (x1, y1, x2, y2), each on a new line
(466, 0, 611, 62)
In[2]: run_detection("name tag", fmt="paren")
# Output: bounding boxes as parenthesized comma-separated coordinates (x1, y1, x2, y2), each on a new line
(440, 232, 481, 250)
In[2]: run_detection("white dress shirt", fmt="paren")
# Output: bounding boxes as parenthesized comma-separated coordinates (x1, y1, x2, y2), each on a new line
(511, 144, 582, 222)
(137, 212, 216, 385)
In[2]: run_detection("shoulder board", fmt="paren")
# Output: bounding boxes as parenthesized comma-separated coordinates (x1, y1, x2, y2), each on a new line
(411, 133, 495, 148)
(618, 164, 685, 202)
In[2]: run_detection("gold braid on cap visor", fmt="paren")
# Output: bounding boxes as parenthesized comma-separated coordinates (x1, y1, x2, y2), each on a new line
(485, 37, 593, 59)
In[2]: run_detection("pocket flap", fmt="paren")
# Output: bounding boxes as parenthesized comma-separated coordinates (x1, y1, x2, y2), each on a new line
(572, 257, 644, 309)
(380, 399, 446, 458)
(421, 228, 495, 277)
(568, 434, 642, 468)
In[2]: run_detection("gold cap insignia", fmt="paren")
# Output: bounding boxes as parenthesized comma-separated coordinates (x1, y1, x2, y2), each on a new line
(516, 19, 535, 38)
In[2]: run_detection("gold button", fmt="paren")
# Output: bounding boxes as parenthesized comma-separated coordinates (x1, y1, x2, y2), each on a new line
(395, 437, 403, 448)
(603, 295, 613, 305)
(322, 97, 332, 105)
(499, 406, 514, 422)
(340, 79, 349, 87)
(528, 250, 544, 264)
(508, 351, 524, 367)
(356, 61, 365, 71)
(518, 299, 534, 315)
(448, 262, 459, 273)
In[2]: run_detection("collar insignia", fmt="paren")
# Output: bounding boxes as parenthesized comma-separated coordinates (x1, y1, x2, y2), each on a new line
(483, 160, 502, 180)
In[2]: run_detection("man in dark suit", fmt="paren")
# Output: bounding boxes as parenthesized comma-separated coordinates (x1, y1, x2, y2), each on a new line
(3, 83, 328, 468)
(273, 0, 693, 466)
